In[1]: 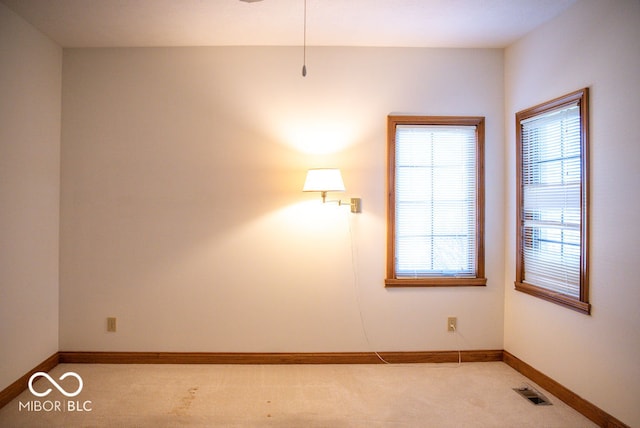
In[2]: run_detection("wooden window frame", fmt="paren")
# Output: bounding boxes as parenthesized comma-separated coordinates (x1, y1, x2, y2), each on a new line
(515, 88, 590, 314)
(385, 115, 486, 287)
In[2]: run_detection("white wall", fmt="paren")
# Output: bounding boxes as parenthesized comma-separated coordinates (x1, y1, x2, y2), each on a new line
(0, 4, 61, 391)
(60, 47, 505, 353)
(504, 0, 640, 425)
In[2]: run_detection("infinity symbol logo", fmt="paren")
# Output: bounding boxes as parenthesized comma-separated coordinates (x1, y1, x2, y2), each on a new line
(28, 372, 83, 398)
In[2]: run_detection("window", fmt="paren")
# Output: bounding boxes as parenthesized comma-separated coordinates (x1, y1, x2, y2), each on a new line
(515, 88, 590, 314)
(386, 116, 486, 287)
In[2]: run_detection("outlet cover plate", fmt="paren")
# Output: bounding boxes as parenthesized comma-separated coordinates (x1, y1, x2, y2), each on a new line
(447, 317, 457, 332)
(107, 317, 117, 332)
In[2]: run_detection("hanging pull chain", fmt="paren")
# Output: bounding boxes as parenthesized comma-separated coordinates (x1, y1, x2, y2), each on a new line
(302, 0, 307, 76)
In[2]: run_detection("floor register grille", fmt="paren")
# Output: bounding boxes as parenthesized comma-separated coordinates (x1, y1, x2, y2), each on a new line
(513, 385, 552, 406)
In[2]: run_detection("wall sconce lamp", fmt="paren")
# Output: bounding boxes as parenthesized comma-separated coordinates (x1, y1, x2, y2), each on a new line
(303, 168, 362, 213)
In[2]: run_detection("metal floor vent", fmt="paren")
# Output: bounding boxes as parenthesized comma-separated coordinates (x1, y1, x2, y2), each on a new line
(513, 385, 552, 406)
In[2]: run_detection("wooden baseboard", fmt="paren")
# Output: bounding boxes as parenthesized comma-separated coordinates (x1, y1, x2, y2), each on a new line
(502, 350, 629, 428)
(0, 352, 59, 409)
(59, 349, 503, 365)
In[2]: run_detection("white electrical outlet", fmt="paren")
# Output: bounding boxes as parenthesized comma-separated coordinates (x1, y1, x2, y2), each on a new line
(447, 317, 457, 332)
(107, 317, 117, 332)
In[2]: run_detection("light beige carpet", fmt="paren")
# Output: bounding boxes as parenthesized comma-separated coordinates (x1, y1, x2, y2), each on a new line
(0, 362, 596, 427)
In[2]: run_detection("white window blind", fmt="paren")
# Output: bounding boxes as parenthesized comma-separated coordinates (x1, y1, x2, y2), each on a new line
(394, 125, 477, 278)
(520, 103, 581, 298)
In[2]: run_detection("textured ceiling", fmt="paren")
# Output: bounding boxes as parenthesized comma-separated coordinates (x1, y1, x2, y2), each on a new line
(1, 0, 578, 48)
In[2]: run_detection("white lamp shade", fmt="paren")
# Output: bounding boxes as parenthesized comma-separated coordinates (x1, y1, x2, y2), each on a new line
(303, 168, 346, 192)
